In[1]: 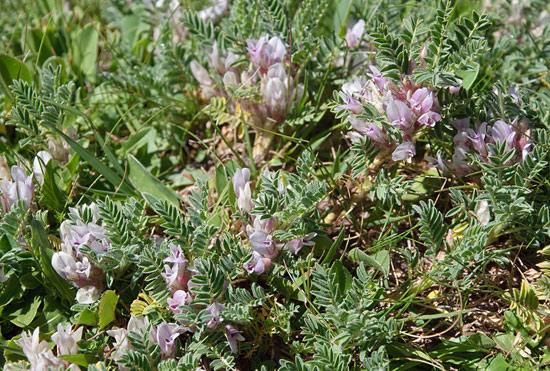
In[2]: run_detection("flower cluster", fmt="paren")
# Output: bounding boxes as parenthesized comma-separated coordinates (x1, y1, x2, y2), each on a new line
(429, 85, 532, 175)
(431, 118, 531, 176)
(0, 165, 34, 213)
(336, 66, 442, 162)
(190, 36, 302, 126)
(160, 244, 244, 354)
(10, 325, 83, 370)
(162, 243, 196, 309)
(52, 203, 111, 304)
(233, 168, 316, 275)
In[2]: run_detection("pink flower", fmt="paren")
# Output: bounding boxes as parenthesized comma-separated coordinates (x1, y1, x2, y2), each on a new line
(247, 36, 286, 71)
(392, 142, 416, 162)
(386, 100, 413, 134)
(345, 19, 365, 48)
(410, 88, 434, 115)
(164, 243, 188, 265)
(225, 325, 245, 354)
(205, 301, 225, 328)
(167, 290, 189, 313)
(243, 251, 271, 275)
(153, 322, 185, 358)
(417, 111, 441, 127)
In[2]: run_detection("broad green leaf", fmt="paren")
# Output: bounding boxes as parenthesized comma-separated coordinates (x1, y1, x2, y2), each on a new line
(485, 354, 510, 371)
(38, 161, 67, 213)
(78, 308, 98, 326)
(348, 248, 390, 275)
(6, 295, 41, 328)
(31, 220, 75, 304)
(215, 160, 238, 204)
(332, 0, 352, 36)
(50, 128, 133, 195)
(72, 23, 98, 79)
(456, 63, 479, 91)
(0, 54, 31, 98)
(322, 227, 345, 264)
(60, 354, 98, 366)
(117, 127, 157, 156)
(127, 154, 181, 207)
(31, 295, 67, 333)
(98, 290, 118, 329)
(330, 260, 352, 298)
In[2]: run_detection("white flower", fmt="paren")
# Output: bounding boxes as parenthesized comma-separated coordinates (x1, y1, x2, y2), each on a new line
(33, 151, 53, 186)
(76, 286, 101, 304)
(51, 323, 83, 356)
(15, 328, 62, 370)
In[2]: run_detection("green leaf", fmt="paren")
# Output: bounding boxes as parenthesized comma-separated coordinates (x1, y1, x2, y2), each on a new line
(348, 248, 389, 275)
(38, 160, 67, 212)
(0, 54, 32, 98)
(6, 295, 41, 328)
(31, 295, 67, 333)
(456, 62, 479, 91)
(127, 154, 181, 207)
(330, 260, 352, 298)
(31, 220, 75, 304)
(332, 0, 352, 36)
(215, 160, 238, 205)
(485, 354, 510, 371)
(322, 227, 345, 264)
(121, 14, 149, 50)
(72, 23, 98, 79)
(60, 354, 98, 366)
(98, 290, 118, 329)
(117, 127, 157, 156)
(77, 308, 98, 326)
(49, 128, 133, 194)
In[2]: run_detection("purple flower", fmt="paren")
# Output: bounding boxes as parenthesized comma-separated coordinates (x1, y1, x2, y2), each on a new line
(335, 79, 367, 114)
(232, 168, 254, 212)
(153, 322, 184, 358)
(335, 94, 362, 114)
(410, 88, 434, 115)
(508, 84, 522, 106)
(367, 66, 388, 91)
(417, 111, 441, 127)
(365, 123, 391, 146)
(392, 142, 416, 162)
(249, 231, 277, 258)
(232, 168, 250, 195)
(491, 120, 516, 150)
(243, 251, 271, 274)
(263, 72, 287, 118)
(285, 233, 317, 255)
(164, 243, 188, 265)
(345, 19, 365, 48)
(167, 290, 189, 313)
(225, 325, 245, 354)
(386, 100, 413, 134)
(247, 36, 286, 71)
(205, 301, 225, 328)
(468, 122, 489, 158)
